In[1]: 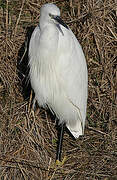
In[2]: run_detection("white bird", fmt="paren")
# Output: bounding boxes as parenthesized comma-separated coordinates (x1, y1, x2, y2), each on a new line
(29, 3, 88, 162)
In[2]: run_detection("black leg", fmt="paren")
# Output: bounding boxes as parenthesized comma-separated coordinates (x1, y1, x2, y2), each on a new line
(56, 123, 65, 161)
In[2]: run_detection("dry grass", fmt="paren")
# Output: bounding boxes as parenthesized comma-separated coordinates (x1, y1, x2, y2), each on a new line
(0, 0, 117, 179)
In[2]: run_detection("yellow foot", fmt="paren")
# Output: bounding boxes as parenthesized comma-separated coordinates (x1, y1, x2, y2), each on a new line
(49, 156, 67, 170)
(56, 156, 67, 166)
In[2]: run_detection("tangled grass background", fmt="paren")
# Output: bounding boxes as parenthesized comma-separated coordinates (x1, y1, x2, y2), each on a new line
(0, 0, 117, 179)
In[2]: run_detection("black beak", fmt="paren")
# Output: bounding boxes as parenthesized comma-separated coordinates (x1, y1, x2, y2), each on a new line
(53, 16, 69, 29)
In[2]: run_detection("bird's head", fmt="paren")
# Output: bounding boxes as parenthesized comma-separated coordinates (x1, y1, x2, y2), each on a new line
(39, 3, 68, 33)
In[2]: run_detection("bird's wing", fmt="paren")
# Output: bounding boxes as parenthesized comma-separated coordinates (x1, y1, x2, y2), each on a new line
(56, 28, 88, 131)
(29, 26, 41, 61)
(28, 26, 42, 105)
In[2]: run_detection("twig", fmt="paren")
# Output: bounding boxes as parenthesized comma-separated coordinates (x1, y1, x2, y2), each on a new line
(14, 0, 25, 35)
(18, 163, 27, 180)
(6, 0, 8, 39)
(88, 126, 109, 136)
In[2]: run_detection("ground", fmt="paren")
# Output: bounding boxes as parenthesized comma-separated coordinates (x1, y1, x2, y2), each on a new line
(0, 0, 117, 179)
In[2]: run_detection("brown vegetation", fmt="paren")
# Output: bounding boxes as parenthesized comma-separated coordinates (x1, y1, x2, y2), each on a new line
(0, 0, 117, 179)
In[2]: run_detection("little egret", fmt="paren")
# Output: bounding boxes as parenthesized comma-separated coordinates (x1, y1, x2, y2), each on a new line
(29, 3, 88, 162)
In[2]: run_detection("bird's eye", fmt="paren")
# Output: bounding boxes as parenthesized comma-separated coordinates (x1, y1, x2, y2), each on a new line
(49, 13, 52, 18)
(49, 13, 54, 19)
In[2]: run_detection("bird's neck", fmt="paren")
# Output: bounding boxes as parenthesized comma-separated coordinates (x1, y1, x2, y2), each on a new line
(39, 24, 59, 56)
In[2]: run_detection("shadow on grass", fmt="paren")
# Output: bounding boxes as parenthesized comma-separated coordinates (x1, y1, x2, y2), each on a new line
(17, 26, 35, 100)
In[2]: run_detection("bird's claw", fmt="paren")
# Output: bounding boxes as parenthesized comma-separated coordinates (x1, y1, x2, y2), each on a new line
(56, 156, 67, 166)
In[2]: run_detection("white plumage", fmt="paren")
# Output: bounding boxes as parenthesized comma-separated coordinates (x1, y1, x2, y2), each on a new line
(29, 3, 88, 138)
